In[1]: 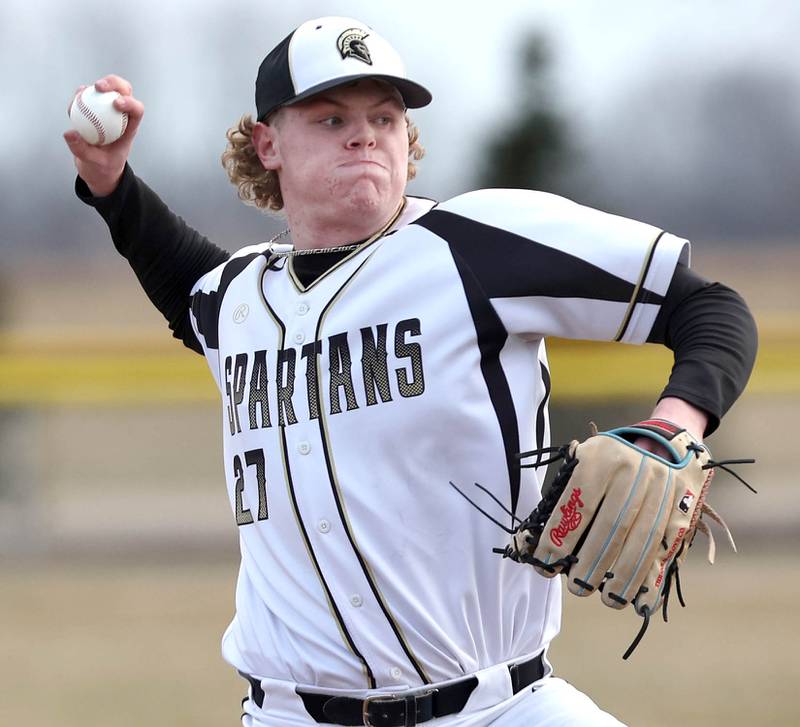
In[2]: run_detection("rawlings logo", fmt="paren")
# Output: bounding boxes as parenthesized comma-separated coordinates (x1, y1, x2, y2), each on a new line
(550, 488, 584, 547)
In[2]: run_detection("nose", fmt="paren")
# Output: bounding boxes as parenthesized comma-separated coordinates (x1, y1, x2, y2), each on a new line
(345, 119, 377, 150)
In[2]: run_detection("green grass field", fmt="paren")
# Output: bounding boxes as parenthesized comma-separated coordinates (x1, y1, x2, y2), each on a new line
(1, 551, 796, 726)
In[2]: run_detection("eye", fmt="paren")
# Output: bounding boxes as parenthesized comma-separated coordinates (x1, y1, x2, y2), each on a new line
(319, 116, 343, 127)
(375, 111, 401, 126)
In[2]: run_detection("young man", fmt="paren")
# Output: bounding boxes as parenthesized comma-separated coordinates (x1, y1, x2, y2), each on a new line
(64, 16, 756, 727)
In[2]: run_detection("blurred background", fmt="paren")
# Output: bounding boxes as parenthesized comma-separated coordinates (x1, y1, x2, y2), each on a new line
(1, 1, 798, 725)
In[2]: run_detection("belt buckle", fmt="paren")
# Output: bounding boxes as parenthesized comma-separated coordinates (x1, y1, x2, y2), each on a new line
(362, 689, 437, 727)
(362, 693, 399, 727)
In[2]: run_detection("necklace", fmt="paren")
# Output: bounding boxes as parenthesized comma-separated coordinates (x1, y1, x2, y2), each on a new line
(266, 228, 363, 256)
(266, 198, 406, 256)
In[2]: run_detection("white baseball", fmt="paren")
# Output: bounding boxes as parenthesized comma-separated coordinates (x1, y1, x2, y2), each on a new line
(69, 86, 128, 146)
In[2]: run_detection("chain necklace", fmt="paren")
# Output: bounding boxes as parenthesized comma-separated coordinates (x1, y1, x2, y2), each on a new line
(265, 198, 406, 256)
(266, 228, 363, 256)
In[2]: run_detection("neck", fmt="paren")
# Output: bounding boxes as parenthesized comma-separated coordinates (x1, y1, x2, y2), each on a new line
(282, 197, 405, 251)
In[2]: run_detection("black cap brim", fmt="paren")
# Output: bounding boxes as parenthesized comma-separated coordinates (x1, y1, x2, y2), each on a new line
(260, 74, 432, 121)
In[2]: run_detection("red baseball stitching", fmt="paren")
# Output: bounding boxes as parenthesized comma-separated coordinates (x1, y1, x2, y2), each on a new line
(76, 91, 107, 145)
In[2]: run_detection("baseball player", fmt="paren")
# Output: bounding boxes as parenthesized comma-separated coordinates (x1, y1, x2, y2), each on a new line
(64, 16, 757, 727)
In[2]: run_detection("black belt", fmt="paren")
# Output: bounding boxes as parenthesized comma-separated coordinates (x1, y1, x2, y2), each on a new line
(243, 653, 545, 726)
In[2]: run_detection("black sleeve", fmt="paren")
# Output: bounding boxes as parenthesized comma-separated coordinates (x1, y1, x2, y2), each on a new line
(75, 164, 231, 354)
(647, 263, 758, 436)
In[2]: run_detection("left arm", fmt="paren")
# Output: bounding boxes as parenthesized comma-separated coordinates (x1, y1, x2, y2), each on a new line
(644, 264, 758, 438)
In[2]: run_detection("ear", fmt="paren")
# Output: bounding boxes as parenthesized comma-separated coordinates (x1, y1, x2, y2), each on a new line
(252, 121, 281, 170)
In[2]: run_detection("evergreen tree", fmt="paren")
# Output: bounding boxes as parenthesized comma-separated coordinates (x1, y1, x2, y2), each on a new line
(478, 34, 572, 194)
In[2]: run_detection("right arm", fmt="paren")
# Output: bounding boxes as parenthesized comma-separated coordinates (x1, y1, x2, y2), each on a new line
(64, 76, 230, 353)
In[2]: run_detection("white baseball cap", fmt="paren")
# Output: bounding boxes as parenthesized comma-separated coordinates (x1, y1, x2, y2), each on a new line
(255, 16, 432, 121)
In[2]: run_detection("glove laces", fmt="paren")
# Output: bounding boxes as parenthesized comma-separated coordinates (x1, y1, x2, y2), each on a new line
(622, 457, 756, 659)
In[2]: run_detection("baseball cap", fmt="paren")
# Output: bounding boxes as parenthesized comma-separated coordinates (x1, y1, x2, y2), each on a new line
(255, 16, 432, 121)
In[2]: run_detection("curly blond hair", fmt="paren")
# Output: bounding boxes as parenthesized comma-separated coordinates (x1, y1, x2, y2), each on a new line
(221, 114, 425, 211)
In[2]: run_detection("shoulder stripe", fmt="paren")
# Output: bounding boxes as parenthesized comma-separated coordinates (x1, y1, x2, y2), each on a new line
(415, 209, 664, 306)
(190, 252, 261, 350)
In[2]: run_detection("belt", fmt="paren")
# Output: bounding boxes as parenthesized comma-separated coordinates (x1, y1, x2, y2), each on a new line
(274, 653, 544, 726)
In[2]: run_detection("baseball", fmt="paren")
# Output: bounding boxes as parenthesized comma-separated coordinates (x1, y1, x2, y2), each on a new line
(69, 86, 128, 146)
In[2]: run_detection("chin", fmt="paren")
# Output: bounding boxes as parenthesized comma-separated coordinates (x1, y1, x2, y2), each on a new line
(344, 180, 390, 212)
(324, 174, 403, 225)
(346, 191, 383, 213)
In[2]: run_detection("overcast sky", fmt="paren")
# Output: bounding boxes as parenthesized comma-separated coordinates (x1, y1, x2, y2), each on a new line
(3, 0, 800, 255)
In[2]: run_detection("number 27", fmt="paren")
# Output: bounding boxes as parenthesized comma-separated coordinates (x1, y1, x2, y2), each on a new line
(234, 448, 267, 526)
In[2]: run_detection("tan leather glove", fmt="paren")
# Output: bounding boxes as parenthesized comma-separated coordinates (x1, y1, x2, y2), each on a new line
(506, 419, 750, 658)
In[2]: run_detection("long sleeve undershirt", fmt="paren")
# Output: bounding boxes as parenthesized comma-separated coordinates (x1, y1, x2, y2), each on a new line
(77, 164, 757, 435)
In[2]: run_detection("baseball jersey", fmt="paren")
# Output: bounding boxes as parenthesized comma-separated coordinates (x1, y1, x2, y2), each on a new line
(186, 188, 689, 689)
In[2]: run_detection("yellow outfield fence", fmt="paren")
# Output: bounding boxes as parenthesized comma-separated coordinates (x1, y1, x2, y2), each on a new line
(0, 314, 796, 405)
(0, 329, 217, 406)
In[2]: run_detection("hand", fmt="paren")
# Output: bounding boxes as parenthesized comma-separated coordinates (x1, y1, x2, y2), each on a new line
(63, 75, 145, 197)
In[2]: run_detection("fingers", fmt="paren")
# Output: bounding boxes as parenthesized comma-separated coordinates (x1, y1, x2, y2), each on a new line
(95, 76, 145, 135)
(95, 74, 133, 96)
(63, 129, 88, 154)
(63, 129, 111, 173)
(114, 93, 145, 128)
(63, 129, 102, 163)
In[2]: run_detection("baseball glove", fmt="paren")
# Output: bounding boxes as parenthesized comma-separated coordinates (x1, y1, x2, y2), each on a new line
(501, 419, 755, 658)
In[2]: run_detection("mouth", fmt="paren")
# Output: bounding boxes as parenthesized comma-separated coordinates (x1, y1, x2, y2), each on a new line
(340, 159, 386, 170)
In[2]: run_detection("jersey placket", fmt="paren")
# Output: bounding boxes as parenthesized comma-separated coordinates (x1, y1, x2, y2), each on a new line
(274, 263, 430, 688)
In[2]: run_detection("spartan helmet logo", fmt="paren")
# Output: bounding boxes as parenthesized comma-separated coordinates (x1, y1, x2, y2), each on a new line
(337, 28, 373, 65)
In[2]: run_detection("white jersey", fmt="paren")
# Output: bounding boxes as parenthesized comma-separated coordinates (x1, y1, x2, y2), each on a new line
(188, 188, 689, 690)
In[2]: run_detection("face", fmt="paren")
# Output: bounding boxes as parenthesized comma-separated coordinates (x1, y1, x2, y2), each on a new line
(254, 79, 410, 231)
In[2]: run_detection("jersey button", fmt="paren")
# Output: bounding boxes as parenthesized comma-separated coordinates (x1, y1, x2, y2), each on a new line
(293, 331, 305, 344)
(350, 594, 363, 608)
(297, 441, 311, 455)
(317, 519, 330, 533)
(296, 302, 310, 315)
(390, 667, 402, 680)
